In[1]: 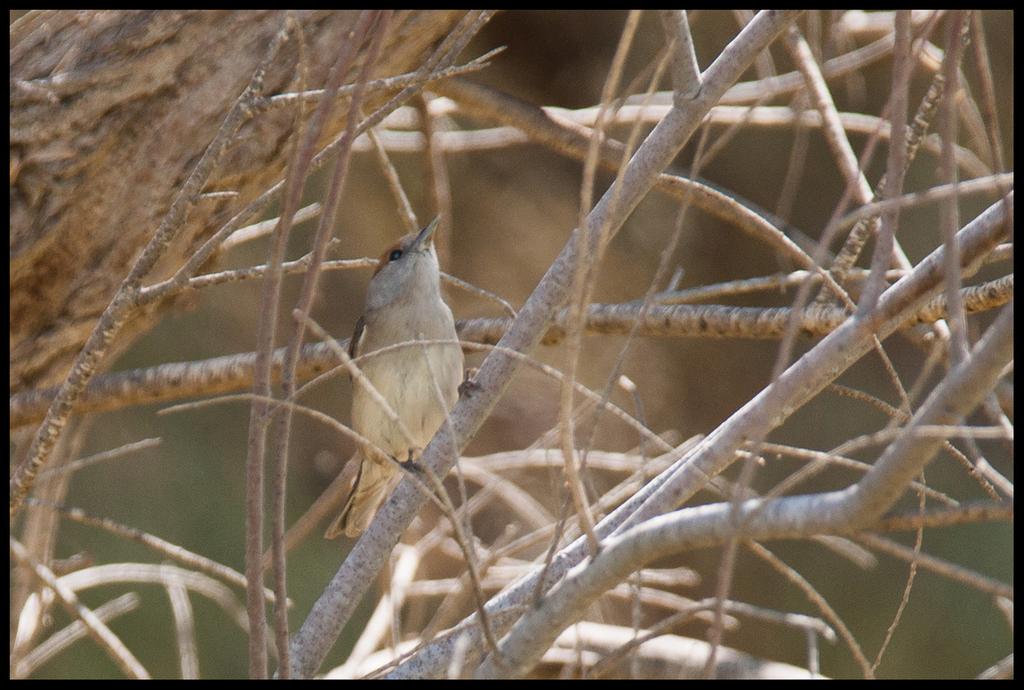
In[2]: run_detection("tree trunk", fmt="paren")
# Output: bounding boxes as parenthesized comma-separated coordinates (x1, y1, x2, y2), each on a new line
(10, 9, 465, 393)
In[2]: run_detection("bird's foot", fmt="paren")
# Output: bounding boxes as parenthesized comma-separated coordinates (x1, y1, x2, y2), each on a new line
(402, 459, 426, 476)
(459, 367, 481, 397)
(402, 448, 425, 475)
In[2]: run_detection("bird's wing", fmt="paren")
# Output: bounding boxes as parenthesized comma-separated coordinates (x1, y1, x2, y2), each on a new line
(349, 314, 366, 360)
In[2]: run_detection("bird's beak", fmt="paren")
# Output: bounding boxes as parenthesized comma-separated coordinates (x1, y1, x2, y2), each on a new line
(410, 217, 440, 252)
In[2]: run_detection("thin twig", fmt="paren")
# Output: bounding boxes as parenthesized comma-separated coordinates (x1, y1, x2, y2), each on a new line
(10, 538, 150, 679)
(221, 202, 323, 253)
(660, 10, 701, 100)
(560, 9, 643, 559)
(12, 593, 140, 679)
(857, 532, 1011, 598)
(137, 30, 501, 310)
(746, 541, 872, 677)
(419, 92, 454, 267)
(166, 578, 200, 678)
(268, 12, 389, 677)
(261, 47, 503, 113)
(26, 498, 284, 605)
(857, 10, 911, 315)
(367, 125, 419, 233)
(938, 12, 971, 363)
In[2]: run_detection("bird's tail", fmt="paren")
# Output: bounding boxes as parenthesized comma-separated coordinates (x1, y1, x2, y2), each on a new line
(325, 457, 394, 539)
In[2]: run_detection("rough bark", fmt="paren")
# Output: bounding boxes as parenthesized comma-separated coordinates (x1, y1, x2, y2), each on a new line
(10, 9, 465, 393)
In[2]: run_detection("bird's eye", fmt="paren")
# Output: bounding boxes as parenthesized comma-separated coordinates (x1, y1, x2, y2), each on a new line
(388, 249, 403, 261)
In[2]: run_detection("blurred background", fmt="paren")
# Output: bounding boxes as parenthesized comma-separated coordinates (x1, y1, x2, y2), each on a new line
(27, 10, 1012, 678)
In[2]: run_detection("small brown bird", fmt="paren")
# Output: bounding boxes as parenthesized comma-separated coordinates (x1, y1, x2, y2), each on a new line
(325, 218, 463, 539)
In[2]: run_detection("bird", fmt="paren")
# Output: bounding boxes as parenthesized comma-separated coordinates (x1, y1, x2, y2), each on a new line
(325, 218, 463, 539)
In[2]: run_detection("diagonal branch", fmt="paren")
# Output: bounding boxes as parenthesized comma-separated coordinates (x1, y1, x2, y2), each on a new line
(286, 10, 804, 680)
(472, 299, 1012, 677)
